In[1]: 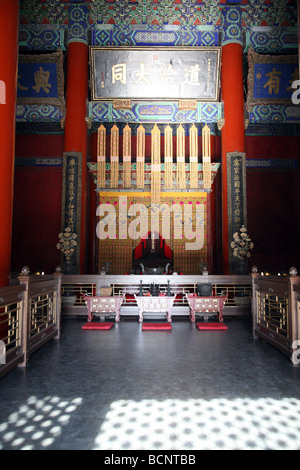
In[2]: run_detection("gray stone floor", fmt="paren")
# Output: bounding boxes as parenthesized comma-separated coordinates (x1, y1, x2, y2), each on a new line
(1, 316, 300, 450)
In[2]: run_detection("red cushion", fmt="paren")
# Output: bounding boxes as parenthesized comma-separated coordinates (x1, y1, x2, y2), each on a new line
(142, 323, 172, 331)
(196, 322, 228, 330)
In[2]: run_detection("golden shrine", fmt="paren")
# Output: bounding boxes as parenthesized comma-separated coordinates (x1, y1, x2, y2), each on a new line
(89, 122, 219, 274)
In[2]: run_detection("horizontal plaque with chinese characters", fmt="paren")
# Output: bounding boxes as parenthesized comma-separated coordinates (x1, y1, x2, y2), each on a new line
(90, 46, 221, 102)
(247, 48, 298, 108)
(17, 50, 65, 110)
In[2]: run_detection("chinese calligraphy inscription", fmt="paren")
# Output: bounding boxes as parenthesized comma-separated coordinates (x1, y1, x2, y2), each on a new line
(247, 48, 299, 108)
(227, 152, 247, 274)
(61, 152, 82, 274)
(90, 47, 221, 101)
(17, 50, 65, 111)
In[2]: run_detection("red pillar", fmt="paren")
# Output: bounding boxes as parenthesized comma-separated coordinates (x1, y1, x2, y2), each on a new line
(0, 0, 19, 287)
(207, 133, 218, 274)
(89, 132, 98, 274)
(64, 41, 88, 273)
(221, 42, 245, 274)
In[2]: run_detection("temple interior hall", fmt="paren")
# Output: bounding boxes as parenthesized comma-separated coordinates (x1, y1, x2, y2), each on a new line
(0, 0, 300, 451)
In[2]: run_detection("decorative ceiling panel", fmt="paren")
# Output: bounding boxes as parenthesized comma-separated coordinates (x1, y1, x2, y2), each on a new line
(20, 0, 297, 30)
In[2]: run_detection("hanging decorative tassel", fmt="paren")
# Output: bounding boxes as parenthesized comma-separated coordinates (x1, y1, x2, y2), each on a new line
(123, 123, 131, 188)
(176, 124, 186, 189)
(151, 123, 161, 204)
(110, 124, 119, 188)
(97, 124, 106, 189)
(202, 123, 211, 190)
(189, 123, 198, 189)
(164, 124, 173, 189)
(136, 124, 145, 189)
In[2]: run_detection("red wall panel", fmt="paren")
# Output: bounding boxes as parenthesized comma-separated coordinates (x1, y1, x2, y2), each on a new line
(245, 135, 299, 160)
(15, 134, 64, 157)
(245, 135, 300, 273)
(11, 135, 64, 274)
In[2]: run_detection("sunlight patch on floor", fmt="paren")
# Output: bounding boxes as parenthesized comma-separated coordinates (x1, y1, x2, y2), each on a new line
(0, 395, 83, 450)
(93, 397, 300, 450)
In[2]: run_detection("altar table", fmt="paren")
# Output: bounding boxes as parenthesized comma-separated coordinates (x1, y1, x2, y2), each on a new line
(83, 294, 125, 322)
(134, 295, 176, 323)
(186, 294, 228, 323)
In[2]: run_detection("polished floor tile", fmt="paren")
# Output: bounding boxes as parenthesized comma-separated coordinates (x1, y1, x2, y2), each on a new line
(1, 316, 300, 450)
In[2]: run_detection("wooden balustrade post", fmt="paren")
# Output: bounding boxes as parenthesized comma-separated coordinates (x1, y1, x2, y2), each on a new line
(251, 266, 260, 339)
(17, 267, 31, 368)
(288, 267, 300, 363)
(53, 268, 63, 339)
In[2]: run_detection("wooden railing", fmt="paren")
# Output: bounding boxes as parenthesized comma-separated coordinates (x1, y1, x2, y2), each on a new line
(0, 268, 62, 378)
(61, 273, 252, 318)
(252, 267, 300, 365)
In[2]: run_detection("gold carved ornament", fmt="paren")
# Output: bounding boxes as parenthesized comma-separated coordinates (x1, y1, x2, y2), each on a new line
(123, 123, 131, 189)
(164, 124, 173, 189)
(189, 123, 198, 189)
(151, 123, 161, 205)
(110, 124, 119, 188)
(97, 124, 106, 189)
(176, 124, 186, 189)
(202, 124, 211, 190)
(136, 124, 145, 189)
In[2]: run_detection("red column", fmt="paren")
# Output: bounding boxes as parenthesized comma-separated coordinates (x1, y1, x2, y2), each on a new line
(207, 133, 218, 274)
(0, 0, 19, 287)
(64, 41, 88, 273)
(221, 42, 245, 274)
(89, 132, 98, 274)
